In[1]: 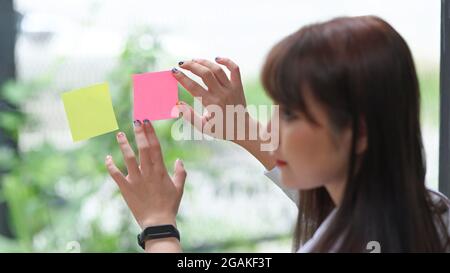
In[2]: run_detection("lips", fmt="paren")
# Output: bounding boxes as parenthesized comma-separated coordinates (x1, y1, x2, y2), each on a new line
(276, 159, 288, 167)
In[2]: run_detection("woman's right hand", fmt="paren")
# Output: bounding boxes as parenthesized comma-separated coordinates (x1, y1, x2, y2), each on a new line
(172, 57, 249, 140)
(172, 57, 275, 170)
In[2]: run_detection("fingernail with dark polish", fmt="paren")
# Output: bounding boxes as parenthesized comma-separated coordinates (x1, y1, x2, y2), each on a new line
(134, 120, 141, 127)
(171, 67, 178, 73)
(143, 119, 150, 124)
(178, 61, 184, 66)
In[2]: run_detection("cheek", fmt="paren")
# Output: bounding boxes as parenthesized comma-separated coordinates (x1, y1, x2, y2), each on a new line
(280, 124, 349, 190)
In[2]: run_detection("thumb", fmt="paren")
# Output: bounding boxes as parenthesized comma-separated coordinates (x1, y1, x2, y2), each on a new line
(176, 101, 206, 132)
(172, 158, 187, 192)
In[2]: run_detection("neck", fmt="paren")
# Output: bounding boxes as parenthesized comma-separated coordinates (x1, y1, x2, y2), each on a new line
(325, 180, 346, 206)
(326, 156, 363, 206)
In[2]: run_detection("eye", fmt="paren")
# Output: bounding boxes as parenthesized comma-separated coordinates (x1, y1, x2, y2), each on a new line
(280, 107, 297, 121)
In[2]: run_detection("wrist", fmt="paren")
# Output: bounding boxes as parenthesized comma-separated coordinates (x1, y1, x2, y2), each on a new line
(140, 216, 177, 230)
(139, 224, 181, 252)
(232, 111, 256, 145)
(144, 237, 181, 253)
(232, 113, 276, 170)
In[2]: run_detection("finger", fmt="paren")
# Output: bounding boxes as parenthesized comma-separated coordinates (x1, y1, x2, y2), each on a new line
(133, 120, 153, 172)
(215, 57, 242, 88)
(105, 155, 129, 191)
(116, 131, 141, 179)
(176, 101, 207, 132)
(192, 59, 231, 88)
(179, 60, 222, 92)
(172, 159, 187, 193)
(142, 119, 153, 150)
(171, 68, 210, 101)
(142, 121, 166, 173)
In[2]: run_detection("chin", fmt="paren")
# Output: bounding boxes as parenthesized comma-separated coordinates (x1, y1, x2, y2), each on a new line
(280, 171, 321, 190)
(280, 174, 303, 189)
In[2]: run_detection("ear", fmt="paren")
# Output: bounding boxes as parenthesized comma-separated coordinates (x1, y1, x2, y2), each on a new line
(356, 118, 367, 155)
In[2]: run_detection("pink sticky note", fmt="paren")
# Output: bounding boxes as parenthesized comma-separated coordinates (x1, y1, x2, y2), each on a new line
(133, 70, 179, 121)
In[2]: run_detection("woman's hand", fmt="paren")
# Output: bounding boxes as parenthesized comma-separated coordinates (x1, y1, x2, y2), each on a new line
(173, 57, 275, 170)
(173, 57, 248, 140)
(105, 120, 186, 252)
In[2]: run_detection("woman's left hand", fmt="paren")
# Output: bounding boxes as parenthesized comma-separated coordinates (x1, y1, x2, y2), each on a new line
(105, 120, 187, 231)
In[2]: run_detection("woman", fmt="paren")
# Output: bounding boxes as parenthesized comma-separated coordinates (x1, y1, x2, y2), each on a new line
(105, 15, 450, 252)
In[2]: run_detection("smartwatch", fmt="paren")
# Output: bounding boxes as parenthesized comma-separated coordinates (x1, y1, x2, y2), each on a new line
(137, 224, 180, 249)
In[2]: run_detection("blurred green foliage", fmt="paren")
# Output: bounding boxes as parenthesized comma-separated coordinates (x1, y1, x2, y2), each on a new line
(419, 69, 440, 126)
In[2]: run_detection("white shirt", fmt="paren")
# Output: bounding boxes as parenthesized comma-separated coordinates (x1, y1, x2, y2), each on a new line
(264, 166, 450, 252)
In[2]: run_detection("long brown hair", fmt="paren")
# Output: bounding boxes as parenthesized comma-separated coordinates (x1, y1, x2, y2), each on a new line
(262, 15, 450, 252)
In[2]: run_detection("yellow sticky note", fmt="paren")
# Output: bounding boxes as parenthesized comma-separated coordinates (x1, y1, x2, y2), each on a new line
(62, 83, 118, 142)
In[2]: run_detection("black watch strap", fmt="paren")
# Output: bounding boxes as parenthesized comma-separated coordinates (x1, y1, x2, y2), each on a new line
(137, 224, 180, 249)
